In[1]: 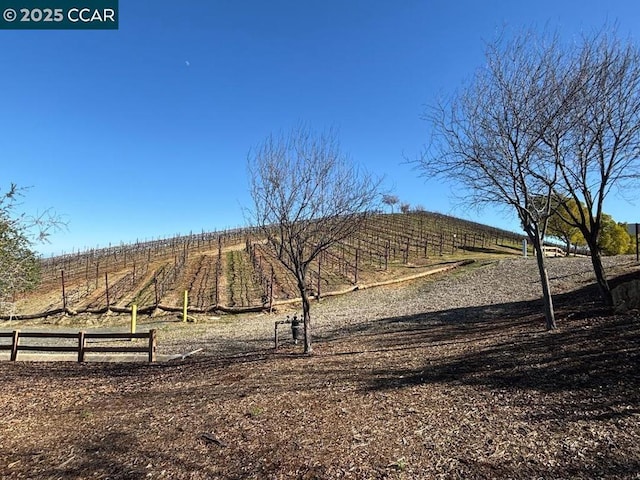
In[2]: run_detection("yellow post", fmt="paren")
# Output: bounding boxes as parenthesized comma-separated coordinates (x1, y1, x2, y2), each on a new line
(131, 304, 137, 334)
(183, 290, 188, 323)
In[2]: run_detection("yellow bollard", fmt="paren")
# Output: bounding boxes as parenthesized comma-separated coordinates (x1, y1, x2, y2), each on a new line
(131, 304, 137, 334)
(183, 290, 188, 323)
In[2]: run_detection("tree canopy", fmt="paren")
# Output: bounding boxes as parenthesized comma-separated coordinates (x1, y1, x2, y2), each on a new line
(382, 194, 399, 213)
(0, 217, 40, 302)
(599, 215, 632, 256)
(546, 198, 586, 255)
(0, 184, 62, 303)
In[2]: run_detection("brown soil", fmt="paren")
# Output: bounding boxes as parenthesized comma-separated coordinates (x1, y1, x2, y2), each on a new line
(1, 257, 639, 479)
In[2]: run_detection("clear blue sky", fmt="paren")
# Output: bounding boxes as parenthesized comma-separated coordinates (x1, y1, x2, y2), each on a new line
(3, 1, 640, 256)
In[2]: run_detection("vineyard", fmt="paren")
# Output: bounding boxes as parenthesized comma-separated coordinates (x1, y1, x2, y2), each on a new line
(6, 212, 526, 319)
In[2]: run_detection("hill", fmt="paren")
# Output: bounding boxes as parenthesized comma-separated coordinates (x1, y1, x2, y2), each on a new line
(7, 212, 525, 319)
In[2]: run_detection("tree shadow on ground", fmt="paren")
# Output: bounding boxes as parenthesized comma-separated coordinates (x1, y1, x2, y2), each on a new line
(316, 276, 608, 346)
(50, 431, 146, 480)
(325, 278, 640, 423)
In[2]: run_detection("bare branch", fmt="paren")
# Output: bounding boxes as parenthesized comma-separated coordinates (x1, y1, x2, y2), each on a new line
(247, 126, 381, 353)
(417, 30, 576, 330)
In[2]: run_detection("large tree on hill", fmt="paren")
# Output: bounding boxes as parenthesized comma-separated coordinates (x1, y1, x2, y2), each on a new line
(247, 126, 380, 354)
(382, 194, 399, 213)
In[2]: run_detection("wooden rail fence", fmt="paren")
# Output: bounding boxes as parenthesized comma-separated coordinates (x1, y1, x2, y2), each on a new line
(0, 329, 157, 362)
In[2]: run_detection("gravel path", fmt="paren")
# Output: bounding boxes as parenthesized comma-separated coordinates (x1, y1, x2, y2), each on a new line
(156, 255, 637, 356)
(310, 255, 632, 328)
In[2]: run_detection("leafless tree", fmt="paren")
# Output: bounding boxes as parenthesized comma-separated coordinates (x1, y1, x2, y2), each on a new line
(421, 28, 640, 320)
(247, 126, 380, 353)
(547, 30, 640, 306)
(382, 194, 399, 213)
(419, 32, 578, 330)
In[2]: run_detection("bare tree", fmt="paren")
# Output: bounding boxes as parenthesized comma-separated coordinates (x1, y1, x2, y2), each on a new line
(548, 30, 640, 305)
(247, 126, 380, 353)
(382, 194, 399, 213)
(419, 32, 577, 330)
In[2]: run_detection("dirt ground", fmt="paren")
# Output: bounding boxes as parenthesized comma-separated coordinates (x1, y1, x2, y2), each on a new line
(0, 257, 639, 479)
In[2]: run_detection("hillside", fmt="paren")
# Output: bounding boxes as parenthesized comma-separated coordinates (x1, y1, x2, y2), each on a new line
(6, 212, 525, 319)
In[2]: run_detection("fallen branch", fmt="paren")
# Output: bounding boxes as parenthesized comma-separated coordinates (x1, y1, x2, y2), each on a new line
(167, 348, 204, 362)
(200, 433, 227, 447)
(57, 455, 76, 469)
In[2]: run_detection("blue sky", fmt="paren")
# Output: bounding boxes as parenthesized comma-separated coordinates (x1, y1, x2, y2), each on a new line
(2, 1, 640, 256)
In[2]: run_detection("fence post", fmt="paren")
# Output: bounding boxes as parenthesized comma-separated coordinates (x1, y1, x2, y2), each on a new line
(78, 331, 86, 362)
(384, 243, 389, 270)
(10, 330, 20, 361)
(131, 304, 137, 334)
(183, 290, 188, 322)
(354, 248, 359, 284)
(153, 278, 159, 306)
(269, 267, 274, 312)
(316, 256, 321, 302)
(61, 270, 67, 311)
(148, 329, 157, 362)
(105, 272, 110, 310)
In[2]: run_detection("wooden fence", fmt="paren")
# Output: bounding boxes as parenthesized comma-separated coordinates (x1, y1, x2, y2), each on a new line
(542, 245, 566, 257)
(0, 329, 157, 362)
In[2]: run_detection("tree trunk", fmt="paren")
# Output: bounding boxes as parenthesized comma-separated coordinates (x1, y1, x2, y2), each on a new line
(301, 291, 312, 354)
(531, 235, 556, 330)
(296, 272, 313, 354)
(586, 238, 613, 306)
